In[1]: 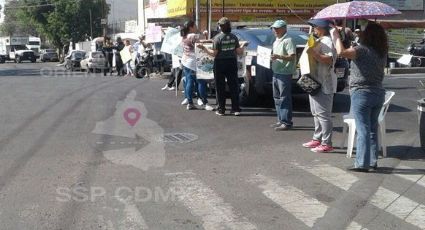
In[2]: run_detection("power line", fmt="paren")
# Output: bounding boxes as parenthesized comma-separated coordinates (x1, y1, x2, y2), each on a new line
(4, 3, 56, 9)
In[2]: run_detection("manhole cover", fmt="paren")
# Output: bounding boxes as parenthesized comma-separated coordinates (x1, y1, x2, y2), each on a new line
(160, 133, 198, 143)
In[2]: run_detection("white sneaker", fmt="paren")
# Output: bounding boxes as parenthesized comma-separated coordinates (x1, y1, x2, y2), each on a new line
(187, 104, 195, 110)
(181, 98, 189, 105)
(197, 98, 203, 106)
(203, 104, 214, 111)
(161, 85, 169, 91)
(168, 86, 176, 91)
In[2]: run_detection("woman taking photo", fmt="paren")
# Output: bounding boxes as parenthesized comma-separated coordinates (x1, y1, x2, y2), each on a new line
(332, 21, 387, 172)
(180, 20, 213, 111)
(198, 17, 246, 116)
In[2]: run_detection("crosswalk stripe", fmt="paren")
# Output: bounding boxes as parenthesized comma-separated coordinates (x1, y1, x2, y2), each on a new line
(115, 196, 149, 230)
(369, 186, 424, 229)
(405, 204, 425, 229)
(393, 166, 425, 188)
(386, 196, 419, 220)
(346, 221, 368, 230)
(167, 172, 257, 230)
(249, 174, 328, 228)
(293, 163, 359, 191)
(369, 187, 400, 210)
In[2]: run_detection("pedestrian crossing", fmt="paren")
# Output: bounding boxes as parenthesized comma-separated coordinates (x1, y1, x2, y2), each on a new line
(150, 162, 424, 229)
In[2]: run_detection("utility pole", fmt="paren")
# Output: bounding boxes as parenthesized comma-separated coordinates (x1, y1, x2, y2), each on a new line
(89, 9, 93, 40)
(195, 0, 200, 27)
(222, 0, 224, 17)
(208, 0, 212, 38)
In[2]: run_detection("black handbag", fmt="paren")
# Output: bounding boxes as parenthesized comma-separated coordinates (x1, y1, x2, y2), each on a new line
(296, 74, 322, 96)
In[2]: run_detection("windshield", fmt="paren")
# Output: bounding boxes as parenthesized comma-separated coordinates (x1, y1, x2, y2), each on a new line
(13, 45, 27, 50)
(244, 29, 275, 47)
(28, 41, 40, 46)
(242, 29, 308, 50)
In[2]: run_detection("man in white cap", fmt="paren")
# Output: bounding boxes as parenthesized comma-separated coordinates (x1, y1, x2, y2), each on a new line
(270, 19, 296, 131)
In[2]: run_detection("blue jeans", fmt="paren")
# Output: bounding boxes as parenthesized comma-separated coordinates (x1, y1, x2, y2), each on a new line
(351, 89, 385, 168)
(183, 66, 208, 104)
(273, 73, 293, 126)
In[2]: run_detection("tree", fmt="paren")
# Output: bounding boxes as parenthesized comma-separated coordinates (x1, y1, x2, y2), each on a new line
(3, 0, 110, 56)
(0, 0, 38, 36)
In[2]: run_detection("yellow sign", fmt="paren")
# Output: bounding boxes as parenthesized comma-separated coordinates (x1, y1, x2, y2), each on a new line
(168, 0, 344, 17)
(167, 0, 188, 17)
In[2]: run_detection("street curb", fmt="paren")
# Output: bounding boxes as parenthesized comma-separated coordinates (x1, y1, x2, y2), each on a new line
(388, 67, 425, 75)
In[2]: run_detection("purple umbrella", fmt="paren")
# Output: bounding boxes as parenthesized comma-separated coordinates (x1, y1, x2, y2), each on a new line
(313, 1, 401, 20)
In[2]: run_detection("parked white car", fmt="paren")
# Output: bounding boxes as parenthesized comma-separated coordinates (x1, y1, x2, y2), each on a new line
(80, 51, 106, 72)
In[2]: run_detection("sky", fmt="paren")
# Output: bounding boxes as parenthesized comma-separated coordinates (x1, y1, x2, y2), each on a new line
(106, 0, 138, 23)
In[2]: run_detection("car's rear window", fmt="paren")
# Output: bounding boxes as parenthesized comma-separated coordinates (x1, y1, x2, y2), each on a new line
(73, 52, 85, 58)
(244, 29, 308, 47)
(92, 52, 104, 58)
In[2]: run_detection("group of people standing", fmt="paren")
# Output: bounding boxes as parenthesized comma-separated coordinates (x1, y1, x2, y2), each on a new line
(101, 35, 151, 77)
(163, 17, 388, 172)
(166, 17, 246, 116)
(268, 18, 388, 172)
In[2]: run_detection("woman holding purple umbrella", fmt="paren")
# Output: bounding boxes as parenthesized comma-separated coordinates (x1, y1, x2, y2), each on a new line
(332, 21, 388, 172)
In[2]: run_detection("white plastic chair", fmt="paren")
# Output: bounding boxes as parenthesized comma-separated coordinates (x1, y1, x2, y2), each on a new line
(340, 91, 395, 158)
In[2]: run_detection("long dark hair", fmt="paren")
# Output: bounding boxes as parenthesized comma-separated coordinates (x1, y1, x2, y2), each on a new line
(181, 20, 195, 38)
(219, 22, 231, 33)
(361, 22, 388, 58)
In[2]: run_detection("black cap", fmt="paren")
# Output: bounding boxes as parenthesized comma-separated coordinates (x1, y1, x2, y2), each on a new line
(308, 19, 332, 29)
(218, 17, 230, 25)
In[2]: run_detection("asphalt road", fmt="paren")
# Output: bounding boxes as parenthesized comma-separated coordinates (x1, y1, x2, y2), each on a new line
(0, 61, 424, 230)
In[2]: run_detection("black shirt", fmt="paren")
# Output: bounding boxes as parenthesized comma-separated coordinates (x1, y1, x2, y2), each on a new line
(213, 32, 240, 60)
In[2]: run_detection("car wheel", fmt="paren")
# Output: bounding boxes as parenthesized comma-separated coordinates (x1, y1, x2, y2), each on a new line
(239, 79, 258, 106)
(16, 56, 21, 63)
(31, 59, 36, 63)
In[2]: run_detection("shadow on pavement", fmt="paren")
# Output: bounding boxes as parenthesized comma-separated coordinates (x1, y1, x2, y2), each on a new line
(387, 146, 425, 160)
(372, 167, 425, 175)
(0, 69, 42, 77)
(333, 126, 403, 134)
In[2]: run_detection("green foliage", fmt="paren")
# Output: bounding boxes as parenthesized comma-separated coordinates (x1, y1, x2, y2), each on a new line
(2, 0, 110, 50)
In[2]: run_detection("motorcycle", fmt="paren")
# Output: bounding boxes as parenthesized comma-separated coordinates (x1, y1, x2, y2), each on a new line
(134, 48, 165, 78)
(407, 38, 425, 67)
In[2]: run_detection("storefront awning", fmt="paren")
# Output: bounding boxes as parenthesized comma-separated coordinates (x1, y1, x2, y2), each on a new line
(376, 20, 425, 29)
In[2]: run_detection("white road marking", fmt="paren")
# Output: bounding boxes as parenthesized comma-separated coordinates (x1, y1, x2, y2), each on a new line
(405, 204, 425, 229)
(293, 163, 359, 191)
(249, 174, 328, 228)
(115, 196, 149, 230)
(369, 187, 424, 229)
(346, 221, 368, 230)
(393, 166, 425, 188)
(167, 172, 256, 230)
(386, 196, 418, 219)
(369, 187, 400, 210)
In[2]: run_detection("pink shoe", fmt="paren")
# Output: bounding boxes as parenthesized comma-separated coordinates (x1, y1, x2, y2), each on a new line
(302, 140, 321, 148)
(311, 145, 334, 153)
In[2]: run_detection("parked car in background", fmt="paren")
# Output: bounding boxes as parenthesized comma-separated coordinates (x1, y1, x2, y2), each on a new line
(230, 27, 348, 106)
(80, 51, 106, 73)
(64, 50, 86, 71)
(40, 49, 59, 62)
(15, 50, 36, 63)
